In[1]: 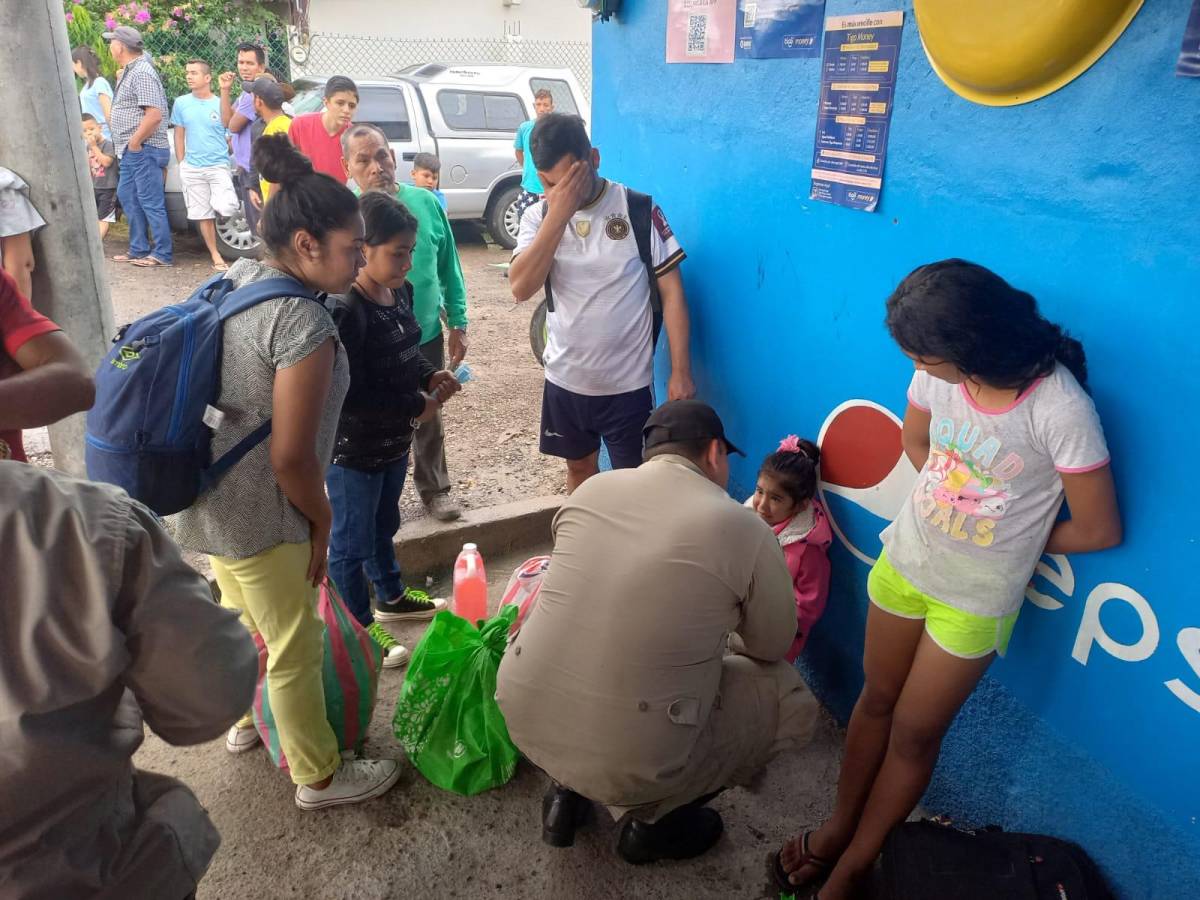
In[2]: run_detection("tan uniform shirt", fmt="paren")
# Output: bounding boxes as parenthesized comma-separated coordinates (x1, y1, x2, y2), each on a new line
(496, 454, 797, 807)
(0, 463, 258, 899)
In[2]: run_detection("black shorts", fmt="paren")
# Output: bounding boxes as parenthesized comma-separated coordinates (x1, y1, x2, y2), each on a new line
(94, 188, 117, 221)
(540, 380, 653, 469)
(515, 190, 542, 221)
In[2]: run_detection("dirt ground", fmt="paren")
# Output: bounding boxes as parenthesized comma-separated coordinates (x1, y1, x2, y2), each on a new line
(134, 546, 846, 900)
(26, 223, 567, 517)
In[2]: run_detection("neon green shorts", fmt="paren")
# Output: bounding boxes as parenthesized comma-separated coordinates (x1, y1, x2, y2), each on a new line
(868, 553, 1018, 659)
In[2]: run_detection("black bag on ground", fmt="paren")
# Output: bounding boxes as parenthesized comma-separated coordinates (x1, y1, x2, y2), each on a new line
(880, 819, 1114, 900)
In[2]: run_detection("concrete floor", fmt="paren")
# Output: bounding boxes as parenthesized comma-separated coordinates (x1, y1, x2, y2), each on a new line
(135, 547, 846, 899)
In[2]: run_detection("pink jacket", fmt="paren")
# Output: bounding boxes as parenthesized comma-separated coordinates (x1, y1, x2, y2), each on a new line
(747, 498, 833, 662)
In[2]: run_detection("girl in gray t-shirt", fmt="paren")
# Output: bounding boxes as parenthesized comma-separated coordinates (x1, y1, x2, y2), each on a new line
(773, 260, 1122, 898)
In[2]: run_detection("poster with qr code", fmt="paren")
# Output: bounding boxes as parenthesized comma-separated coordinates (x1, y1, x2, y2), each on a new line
(667, 0, 737, 64)
(736, 0, 825, 59)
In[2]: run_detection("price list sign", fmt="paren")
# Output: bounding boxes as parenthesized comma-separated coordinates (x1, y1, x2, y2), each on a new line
(809, 10, 904, 212)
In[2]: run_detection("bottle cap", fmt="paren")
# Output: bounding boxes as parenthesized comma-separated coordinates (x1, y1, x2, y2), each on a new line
(463, 542, 477, 551)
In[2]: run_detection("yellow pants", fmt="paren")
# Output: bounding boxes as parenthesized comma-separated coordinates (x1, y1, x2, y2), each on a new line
(210, 541, 340, 786)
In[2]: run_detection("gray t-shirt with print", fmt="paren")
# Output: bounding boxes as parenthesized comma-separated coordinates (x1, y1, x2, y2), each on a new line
(880, 365, 1109, 618)
(171, 257, 349, 560)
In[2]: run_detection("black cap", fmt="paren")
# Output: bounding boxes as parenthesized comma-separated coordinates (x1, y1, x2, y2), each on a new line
(643, 400, 744, 456)
(242, 77, 284, 107)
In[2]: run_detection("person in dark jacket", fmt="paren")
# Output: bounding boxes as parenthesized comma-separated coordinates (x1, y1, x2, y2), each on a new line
(326, 190, 461, 666)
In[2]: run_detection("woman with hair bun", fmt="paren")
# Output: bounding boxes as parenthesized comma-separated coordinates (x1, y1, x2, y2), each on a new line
(774, 259, 1123, 898)
(173, 134, 400, 812)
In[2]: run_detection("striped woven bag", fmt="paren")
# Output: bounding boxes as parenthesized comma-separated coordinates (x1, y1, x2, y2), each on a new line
(251, 579, 383, 770)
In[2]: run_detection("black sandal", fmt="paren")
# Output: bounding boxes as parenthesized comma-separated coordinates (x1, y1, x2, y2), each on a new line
(770, 831, 836, 893)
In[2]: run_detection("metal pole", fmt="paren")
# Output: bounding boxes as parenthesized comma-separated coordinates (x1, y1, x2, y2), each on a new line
(0, 0, 114, 476)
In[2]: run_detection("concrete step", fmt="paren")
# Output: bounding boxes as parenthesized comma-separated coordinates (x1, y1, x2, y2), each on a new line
(396, 494, 561, 582)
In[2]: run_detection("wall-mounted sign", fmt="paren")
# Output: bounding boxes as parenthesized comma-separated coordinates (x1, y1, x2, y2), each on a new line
(809, 10, 904, 212)
(1179, 0, 1200, 77)
(735, 0, 826, 59)
(667, 0, 737, 64)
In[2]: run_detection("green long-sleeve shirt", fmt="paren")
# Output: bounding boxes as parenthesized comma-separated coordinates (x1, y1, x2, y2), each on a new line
(356, 182, 468, 342)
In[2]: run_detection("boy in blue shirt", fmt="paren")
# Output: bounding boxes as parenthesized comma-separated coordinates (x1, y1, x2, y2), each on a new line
(171, 59, 240, 271)
(410, 152, 448, 211)
(513, 88, 554, 221)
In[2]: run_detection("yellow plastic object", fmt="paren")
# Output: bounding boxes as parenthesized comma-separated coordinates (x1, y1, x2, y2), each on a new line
(914, 0, 1143, 106)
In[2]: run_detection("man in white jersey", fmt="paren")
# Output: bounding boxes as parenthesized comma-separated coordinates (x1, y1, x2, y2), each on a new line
(510, 114, 695, 492)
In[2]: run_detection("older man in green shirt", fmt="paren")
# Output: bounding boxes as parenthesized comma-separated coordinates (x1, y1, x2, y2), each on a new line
(341, 123, 468, 520)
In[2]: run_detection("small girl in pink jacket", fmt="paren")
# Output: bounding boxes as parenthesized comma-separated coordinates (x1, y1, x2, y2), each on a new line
(747, 435, 833, 662)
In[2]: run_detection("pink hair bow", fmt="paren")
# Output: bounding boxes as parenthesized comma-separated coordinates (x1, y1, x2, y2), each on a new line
(778, 435, 802, 454)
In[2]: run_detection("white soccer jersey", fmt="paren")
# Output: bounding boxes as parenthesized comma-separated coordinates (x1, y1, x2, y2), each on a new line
(515, 180, 685, 396)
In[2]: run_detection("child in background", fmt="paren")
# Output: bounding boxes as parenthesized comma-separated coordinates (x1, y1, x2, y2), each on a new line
(411, 152, 447, 210)
(82, 113, 118, 238)
(774, 259, 1122, 899)
(748, 435, 832, 662)
(325, 191, 460, 666)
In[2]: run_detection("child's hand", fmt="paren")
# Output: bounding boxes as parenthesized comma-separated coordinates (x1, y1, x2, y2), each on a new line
(427, 370, 462, 403)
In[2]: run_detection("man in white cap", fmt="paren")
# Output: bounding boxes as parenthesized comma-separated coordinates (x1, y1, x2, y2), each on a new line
(104, 25, 173, 268)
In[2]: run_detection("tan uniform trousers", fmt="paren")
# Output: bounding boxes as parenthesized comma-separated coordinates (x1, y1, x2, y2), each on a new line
(605, 654, 818, 823)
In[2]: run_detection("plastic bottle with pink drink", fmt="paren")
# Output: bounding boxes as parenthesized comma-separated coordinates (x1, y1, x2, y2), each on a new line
(452, 542, 488, 625)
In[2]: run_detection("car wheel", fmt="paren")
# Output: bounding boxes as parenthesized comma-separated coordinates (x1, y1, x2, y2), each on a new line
(214, 205, 262, 260)
(487, 184, 522, 250)
(529, 296, 548, 366)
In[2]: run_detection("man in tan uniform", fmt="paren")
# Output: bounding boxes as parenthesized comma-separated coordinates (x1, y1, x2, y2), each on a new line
(496, 400, 817, 864)
(0, 462, 258, 899)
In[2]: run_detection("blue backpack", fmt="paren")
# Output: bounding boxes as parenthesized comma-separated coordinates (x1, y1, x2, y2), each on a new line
(85, 272, 319, 516)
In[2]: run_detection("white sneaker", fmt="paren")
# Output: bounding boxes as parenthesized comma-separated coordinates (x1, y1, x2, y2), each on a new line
(381, 643, 410, 668)
(226, 724, 261, 754)
(366, 621, 410, 668)
(294, 758, 400, 811)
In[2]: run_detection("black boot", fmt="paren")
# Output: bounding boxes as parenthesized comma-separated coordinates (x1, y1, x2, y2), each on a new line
(542, 782, 591, 847)
(616, 803, 724, 865)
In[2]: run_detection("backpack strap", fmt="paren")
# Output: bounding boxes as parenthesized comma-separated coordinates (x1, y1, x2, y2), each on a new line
(200, 420, 273, 487)
(539, 200, 556, 314)
(203, 275, 322, 486)
(625, 189, 663, 348)
(217, 276, 318, 320)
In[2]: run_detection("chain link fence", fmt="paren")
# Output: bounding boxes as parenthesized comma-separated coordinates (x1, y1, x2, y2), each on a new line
(290, 33, 591, 101)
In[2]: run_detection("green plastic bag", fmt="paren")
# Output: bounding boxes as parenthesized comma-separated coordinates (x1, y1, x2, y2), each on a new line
(393, 606, 520, 796)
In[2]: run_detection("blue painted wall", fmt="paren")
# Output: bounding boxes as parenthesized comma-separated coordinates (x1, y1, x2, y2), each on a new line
(593, 2, 1200, 897)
